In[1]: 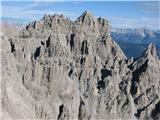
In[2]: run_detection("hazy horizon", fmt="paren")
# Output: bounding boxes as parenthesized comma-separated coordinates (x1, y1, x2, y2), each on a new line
(1, 1, 160, 30)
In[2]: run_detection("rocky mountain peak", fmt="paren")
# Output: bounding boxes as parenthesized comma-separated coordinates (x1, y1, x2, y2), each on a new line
(75, 10, 96, 26)
(2, 11, 160, 120)
(143, 43, 157, 58)
(82, 10, 92, 17)
(43, 14, 51, 20)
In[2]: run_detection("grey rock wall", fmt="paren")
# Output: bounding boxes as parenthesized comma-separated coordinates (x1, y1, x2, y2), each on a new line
(1, 11, 160, 120)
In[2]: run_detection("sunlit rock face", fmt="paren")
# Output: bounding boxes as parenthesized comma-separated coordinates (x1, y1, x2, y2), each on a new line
(1, 11, 160, 120)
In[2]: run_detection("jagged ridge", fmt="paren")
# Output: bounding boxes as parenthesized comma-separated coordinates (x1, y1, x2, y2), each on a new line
(1, 11, 160, 120)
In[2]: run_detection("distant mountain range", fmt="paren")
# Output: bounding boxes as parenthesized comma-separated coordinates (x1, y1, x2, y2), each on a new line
(111, 27, 160, 58)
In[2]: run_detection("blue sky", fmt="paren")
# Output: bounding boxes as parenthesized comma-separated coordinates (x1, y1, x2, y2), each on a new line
(1, 1, 159, 30)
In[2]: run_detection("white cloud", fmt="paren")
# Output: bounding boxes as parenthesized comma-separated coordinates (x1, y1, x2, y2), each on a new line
(21, 0, 40, 10)
(1, 2, 76, 22)
(1, 1, 159, 30)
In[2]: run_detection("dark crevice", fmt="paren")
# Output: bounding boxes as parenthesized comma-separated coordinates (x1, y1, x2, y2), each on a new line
(41, 41, 45, 46)
(46, 36, 51, 48)
(26, 25, 29, 30)
(94, 56, 96, 63)
(97, 80, 105, 90)
(93, 68, 97, 76)
(81, 13, 86, 23)
(22, 74, 25, 84)
(10, 40, 16, 53)
(57, 104, 64, 120)
(135, 99, 155, 118)
(100, 36, 107, 46)
(47, 48, 52, 57)
(81, 40, 89, 55)
(119, 80, 128, 95)
(66, 36, 69, 45)
(134, 93, 145, 104)
(101, 68, 112, 81)
(78, 70, 83, 81)
(47, 67, 51, 82)
(80, 57, 86, 65)
(132, 59, 148, 82)
(134, 107, 145, 118)
(118, 60, 123, 66)
(70, 34, 75, 51)
(78, 98, 85, 120)
(130, 59, 148, 96)
(128, 63, 134, 70)
(45, 36, 52, 57)
(97, 68, 112, 92)
(33, 21, 36, 29)
(68, 69, 73, 77)
(151, 101, 160, 120)
(57, 19, 60, 24)
(111, 47, 116, 56)
(22, 46, 24, 52)
(34, 46, 41, 60)
(130, 81, 139, 97)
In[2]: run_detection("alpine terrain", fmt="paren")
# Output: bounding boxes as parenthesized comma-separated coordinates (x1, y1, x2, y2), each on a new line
(1, 11, 160, 120)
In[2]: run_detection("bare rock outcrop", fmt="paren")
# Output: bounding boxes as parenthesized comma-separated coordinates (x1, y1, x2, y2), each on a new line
(1, 11, 160, 120)
(1, 33, 36, 119)
(129, 43, 160, 119)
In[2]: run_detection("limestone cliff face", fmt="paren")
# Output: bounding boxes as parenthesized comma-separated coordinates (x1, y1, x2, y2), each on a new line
(129, 44, 160, 120)
(1, 11, 160, 120)
(1, 33, 36, 119)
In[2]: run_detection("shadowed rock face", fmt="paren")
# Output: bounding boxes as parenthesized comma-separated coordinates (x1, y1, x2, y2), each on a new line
(1, 11, 160, 120)
(129, 44, 160, 120)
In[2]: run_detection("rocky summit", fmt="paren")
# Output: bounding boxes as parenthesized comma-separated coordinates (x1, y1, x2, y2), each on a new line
(1, 11, 160, 120)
